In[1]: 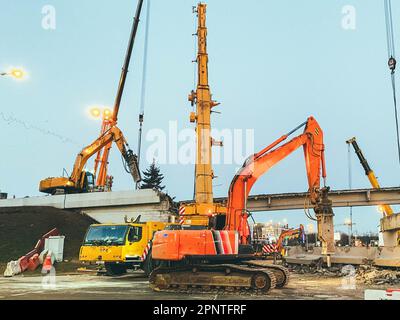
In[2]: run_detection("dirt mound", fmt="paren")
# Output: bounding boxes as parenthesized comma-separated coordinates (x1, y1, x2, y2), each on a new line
(0, 206, 96, 263)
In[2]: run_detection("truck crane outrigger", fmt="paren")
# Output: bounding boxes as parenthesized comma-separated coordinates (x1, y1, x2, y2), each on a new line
(39, 0, 144, 194)
(149, 116, 335, 294)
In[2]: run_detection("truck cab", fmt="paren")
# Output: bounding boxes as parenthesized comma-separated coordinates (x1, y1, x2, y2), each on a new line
(79, 221, 175, 275)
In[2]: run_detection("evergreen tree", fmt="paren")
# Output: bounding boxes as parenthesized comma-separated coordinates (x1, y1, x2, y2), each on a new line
(140, 160, 165, 191)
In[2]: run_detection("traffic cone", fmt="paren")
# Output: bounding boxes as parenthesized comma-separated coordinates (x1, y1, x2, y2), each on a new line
(41, 252, 53, 274)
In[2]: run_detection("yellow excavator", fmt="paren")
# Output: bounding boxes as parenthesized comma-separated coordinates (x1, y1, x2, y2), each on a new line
(40, 127, 140, 194)
(180, 3, 226, 227)
(40, 0, 144, 194)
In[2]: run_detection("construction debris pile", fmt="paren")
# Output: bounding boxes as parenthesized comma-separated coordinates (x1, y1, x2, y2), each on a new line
(356, 265, 400, 285)
(288, 262, 341, 276)
(289, 262, 400, 285)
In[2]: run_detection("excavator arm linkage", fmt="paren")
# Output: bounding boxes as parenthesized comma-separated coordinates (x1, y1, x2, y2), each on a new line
(71, 126, 141, 189)
(225, 116, 335, 255)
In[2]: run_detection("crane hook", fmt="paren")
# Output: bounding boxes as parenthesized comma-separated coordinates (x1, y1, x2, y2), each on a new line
(389, 56, 397, 73)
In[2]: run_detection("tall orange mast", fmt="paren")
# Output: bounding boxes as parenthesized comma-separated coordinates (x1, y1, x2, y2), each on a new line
(93, 110, 113, 190)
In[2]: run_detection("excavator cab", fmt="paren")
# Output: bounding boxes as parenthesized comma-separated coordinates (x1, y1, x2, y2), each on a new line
(208, 214, 226, 230)
(82, 171, 95, 193)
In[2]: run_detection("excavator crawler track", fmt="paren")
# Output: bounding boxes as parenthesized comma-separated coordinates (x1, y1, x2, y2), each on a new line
(245, 261, 290, 288)
(149, 263, 278, 295)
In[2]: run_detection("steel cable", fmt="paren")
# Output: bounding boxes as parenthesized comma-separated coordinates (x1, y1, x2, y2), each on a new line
(384, 0, 400, 166)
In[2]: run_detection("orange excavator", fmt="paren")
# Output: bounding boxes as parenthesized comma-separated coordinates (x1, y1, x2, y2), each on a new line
(276, 225, 305, 253)
(259, 225, 305, 256)
(149, 116, 335, 294)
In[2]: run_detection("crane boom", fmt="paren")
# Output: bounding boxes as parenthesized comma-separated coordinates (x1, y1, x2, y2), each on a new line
(183, 3, 225, 226)
(39, 1, 144, 194)
(192, 3, 214, 203)
(112, 0, 144, 123)
(91, 0, 144, 189)
(346, 137, 394, 216)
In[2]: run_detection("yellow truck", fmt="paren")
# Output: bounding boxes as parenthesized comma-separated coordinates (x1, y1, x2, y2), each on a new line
(79, 219, 179, 276)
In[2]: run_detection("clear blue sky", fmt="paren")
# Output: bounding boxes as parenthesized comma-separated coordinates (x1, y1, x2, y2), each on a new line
(1, 0, 399, 234)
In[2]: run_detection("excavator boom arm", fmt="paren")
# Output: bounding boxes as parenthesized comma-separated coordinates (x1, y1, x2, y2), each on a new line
(225, 117, 328, 245)
(70, 126, 141, 189)
(226, 117, 325, 232)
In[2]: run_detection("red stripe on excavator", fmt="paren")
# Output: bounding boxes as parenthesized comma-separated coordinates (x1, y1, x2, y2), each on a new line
(220, 231, 233, 254)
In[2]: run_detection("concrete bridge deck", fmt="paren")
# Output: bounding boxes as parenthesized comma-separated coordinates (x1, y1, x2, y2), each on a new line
(2, 187, 400, 223)
(0, 189, 175, 224)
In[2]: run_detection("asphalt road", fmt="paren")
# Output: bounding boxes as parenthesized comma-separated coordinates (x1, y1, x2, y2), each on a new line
(0, 272, 369, 300)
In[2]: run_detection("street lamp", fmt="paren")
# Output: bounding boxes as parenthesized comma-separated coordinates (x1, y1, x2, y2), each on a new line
(0, 68, 26, 80)
(88, 106, 113, 121)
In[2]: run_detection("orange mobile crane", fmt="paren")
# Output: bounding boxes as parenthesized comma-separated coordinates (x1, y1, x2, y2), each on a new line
(39, 0, 144, 194)
(150, 117, 335, 294)
(180, 3, 226, 227)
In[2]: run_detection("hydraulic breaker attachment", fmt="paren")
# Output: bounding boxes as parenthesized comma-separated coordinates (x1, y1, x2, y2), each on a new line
(124, 150, 141, 183)
(315, 187, 335, 259)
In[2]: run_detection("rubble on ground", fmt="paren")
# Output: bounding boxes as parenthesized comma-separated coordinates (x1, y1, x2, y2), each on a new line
(288, 263, 343, 277)
(288, 262, 400, 285)
(356, 265, 400, 285)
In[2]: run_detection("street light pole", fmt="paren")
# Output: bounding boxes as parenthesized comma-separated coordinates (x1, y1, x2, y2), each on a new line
(347, 142, 353, 246)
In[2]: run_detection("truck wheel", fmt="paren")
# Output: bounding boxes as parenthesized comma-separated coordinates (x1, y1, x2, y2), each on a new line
(105, 263, 127, 276)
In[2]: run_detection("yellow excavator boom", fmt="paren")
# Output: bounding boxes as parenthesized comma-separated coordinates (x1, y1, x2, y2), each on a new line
(40, 126, 140, 194)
